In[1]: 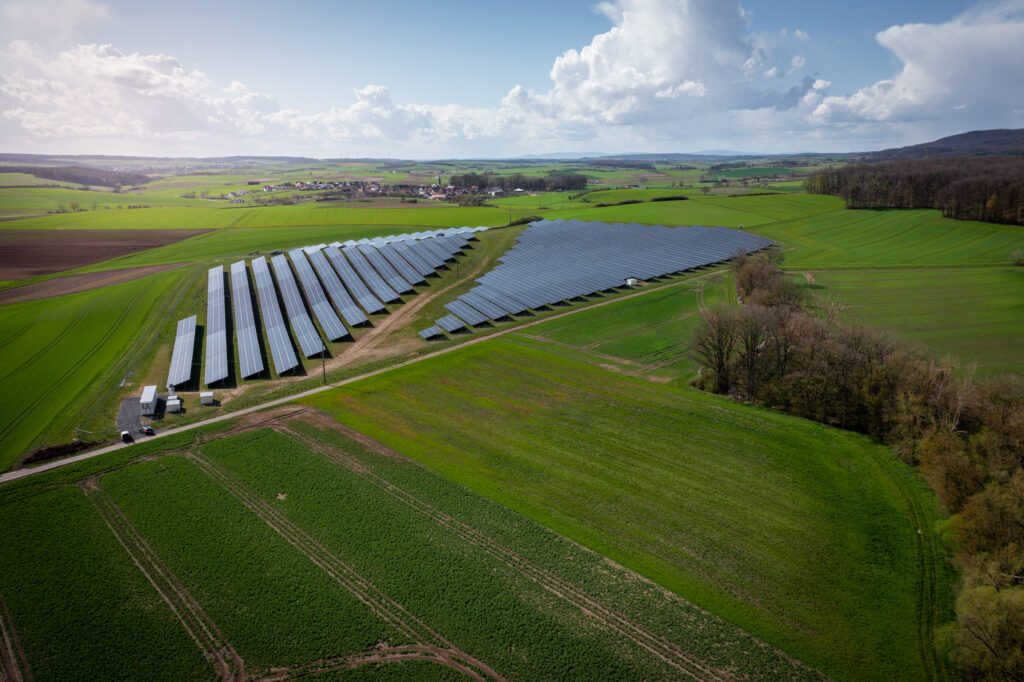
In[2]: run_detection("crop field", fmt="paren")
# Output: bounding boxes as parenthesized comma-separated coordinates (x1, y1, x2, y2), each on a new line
(304, 334, 950, 682)
(805, 266, 1024, 375)
(755, 207, 1024, 268)
(0, 203, 519, 231)
(0, 414, 823, 680)
(0, 267, 192, 468)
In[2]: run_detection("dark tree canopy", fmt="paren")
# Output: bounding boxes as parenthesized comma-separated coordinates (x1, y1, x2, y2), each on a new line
(806, 157, 1024, 225)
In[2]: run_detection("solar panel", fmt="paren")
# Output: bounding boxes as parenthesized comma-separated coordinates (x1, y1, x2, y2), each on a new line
(357, 244, 413, 294)
(251, 256, 299, 375)
(342, 246, 401, 303)
(204, 266, 229, 385)
(307, 249, 369, 327)
(418, 326, 444, 340)
(378, 243, 426, 285)
(288, 249, 349, 341)
(435, 315, 466, 333)
(230, 260, 264, 379)
(444, 299, 489, 327)
(423, 220, 773, 340)
(323, 245, 386, 314)
(390, 240, 435, 278)
(271, 254, 325, 357)
(167, 314, 196, 388)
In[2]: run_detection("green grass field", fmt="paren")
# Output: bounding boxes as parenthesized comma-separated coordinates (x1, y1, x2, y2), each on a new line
(755, 208, 1024, 268)
(805, 267, 1024, 375)
(0, 267, 193, 468)
(0, 421, 822, 680)
(304, 334, 951, 681)
(0, 203, 519, 230)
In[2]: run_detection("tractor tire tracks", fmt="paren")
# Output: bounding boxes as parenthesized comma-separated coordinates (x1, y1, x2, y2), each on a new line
(278, 423, 729, 682)
(0, 596, 31, 682)
(79, 476, 245, 681)
(183, 452, 504, 682)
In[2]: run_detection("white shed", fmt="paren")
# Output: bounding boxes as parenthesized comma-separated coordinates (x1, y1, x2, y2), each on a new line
(200, 391, 215, 405)
(140, 385, 158, 416)
(166, 396, 182, 413)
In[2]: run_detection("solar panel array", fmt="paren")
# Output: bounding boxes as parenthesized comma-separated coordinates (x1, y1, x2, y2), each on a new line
(419, 220, 772, 340)
(271, 254, 326, 357)
(167, 315, 196, 387)
(289, 249, 349, 341)
(204, 266, 229, 385)
(252, 256, 300, 375)
(167, 227, 480, 385)
(230, 260, 264, 378)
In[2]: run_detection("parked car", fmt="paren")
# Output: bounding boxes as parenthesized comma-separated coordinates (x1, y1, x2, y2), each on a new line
(120, 430, 134, 444)
(139, 425, 155, 436)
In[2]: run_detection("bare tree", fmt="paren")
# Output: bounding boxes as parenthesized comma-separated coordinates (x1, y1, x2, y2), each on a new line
(692, 309, 739, 394)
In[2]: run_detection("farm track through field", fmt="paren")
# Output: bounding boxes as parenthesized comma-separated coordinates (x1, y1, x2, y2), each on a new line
(0, 596, 31, 682)
(278, 421, 736, 681)
(0, 322, 33, 356)
(256, 644, 491, 681)
(79, 476, 246, 682)
(183, 451, 505, 682)
(892, 472, 945, 680)
(0, 305, 87, 385)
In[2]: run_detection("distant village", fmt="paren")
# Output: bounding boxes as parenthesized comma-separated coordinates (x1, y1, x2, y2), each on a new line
(217, 178, 539, 206)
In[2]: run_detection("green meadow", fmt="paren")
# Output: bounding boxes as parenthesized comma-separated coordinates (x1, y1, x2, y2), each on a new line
(0, 267, 193, 467)
(806, 267, 1024, 375)
(304, 334, 950, 681)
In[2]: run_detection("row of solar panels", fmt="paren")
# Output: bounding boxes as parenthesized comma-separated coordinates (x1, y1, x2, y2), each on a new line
(166, 228, 481, 387)
(417, 220, 772, 340)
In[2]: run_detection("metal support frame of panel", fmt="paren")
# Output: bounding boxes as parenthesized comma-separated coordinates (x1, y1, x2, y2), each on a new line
(204, 266, 229, 385)
(251, 256, 299, 374)
(270, 254, 325, 357)
(288, 249, 349, 341)
(167, 314, 196, 388)
(230, 260, 264, 378)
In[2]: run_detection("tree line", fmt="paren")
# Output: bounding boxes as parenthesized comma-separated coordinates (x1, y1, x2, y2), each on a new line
(805, 157, 1024, 225)
(691, 253, 1023, 680)
(6, 165, 150, 189)
(448, 172, 588, 192)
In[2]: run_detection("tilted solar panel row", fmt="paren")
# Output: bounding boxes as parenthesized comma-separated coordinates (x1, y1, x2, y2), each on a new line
(433, 220, 772, 331)
(167, 314, 196, 388)
(357, 243, 412, 294)
(418, 326, 444, 340)
(288, 249, 349, 342)
(204, 266, 229, 386)
(444, 299, 489, 327)
(271, 254, 325, 358)
(251, 256, 299, 374)
(343, 246, 401, 303)
(391, 240, 435, 278)
(435, 315, 466, 333)
(307, 249, 369, 327)
(324, 246, 386, 314)
(230, 260, 264, 378)
(378, 243, 426, 285)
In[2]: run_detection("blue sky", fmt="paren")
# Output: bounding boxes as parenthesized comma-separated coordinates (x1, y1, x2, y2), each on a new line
(1, 0, 1021, 157)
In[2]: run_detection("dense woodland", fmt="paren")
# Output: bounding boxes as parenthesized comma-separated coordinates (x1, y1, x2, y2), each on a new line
(806, 157, 1024, 225)
(447, 171, 588, 192)
(692, 254, 1024, 680)
(4, 165, 150, 188)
